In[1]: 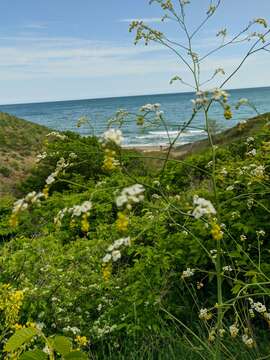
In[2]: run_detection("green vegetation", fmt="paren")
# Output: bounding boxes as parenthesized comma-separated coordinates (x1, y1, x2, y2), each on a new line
(0, 112, 269, 359)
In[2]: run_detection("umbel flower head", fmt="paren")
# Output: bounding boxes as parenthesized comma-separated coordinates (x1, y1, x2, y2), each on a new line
(192, 195, 216, 219)
(102, 128, 123, 146)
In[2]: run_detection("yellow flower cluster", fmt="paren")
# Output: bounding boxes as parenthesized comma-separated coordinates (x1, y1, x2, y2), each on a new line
(102, 149, 120, 171)
(102, 264, 111, 282)
(211, 223, 223, 241)
(0, 285, 24, 327)
(116, 212, 129, 232)
(75, 335, 88, 347)
(81, 213, 90, 233)
(224, 105, 232, 120)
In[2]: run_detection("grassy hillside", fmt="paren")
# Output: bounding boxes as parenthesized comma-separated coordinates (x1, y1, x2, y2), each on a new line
(0, 112, 49, 195)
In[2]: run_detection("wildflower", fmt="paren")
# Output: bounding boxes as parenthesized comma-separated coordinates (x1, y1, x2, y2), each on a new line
(197, 281, 204, 289)
(181, 268, 195, 279)
(112, 250, 121, 262)
(102, 254, 112, 263)
(211, 223, 223, 240)
(208, 329, 216, 342)
(222, 265, 233, 272)
(256, 230, 266, 237)
(199, 308, 212, 321)
(102, 149, 120, 171)
(247, 148, 256, 156)
(140, 103, 160, 112)
(224, 106, 233, 120)
(240, 234, 247, 241)
(116, 212, 129, 232)
(242, 334, 255, 348)
(36, 152, 47, 163)
(75, 335, 88, 347)
(102, 128, 123, 146)
(219, 329, 226, 337)
(211, 88, 229, 101)
(46, 131, 67, 140)
(229, 324, 239, 338)
(116, 184, 145, 209)
(226, 185, 234, 191)
(252, 302, 266, 313)
(81, 213, 90, 233)
(192, 195, 216, 219)
(102, 264, 111, 281)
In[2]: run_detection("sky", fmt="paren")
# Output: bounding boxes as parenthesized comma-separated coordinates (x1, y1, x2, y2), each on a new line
(0, 0, 269, 104)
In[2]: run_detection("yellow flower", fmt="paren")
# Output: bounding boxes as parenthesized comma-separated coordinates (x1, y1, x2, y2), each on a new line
(224, 107, 232, 120)
(211, 224, 223, 241)
(43, 185, 49, 199)
(116, 212, 129, 232)
(75, 335, 88, 347)
(81, 213, 90, 233)
(102, 264, 111, 282)
(9, 214, 18, 228)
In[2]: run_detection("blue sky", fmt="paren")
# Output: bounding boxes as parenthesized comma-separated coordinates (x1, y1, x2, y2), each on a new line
(0, 0, 269, 104)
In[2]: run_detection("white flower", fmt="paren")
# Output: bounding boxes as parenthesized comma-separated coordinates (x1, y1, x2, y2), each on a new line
(256, 230, 266, 237)
(112, 250, 121, 262)
(222, 265, 233, 272)
(252, 302, 266, 313)
(192, 195, 216, 219)
(240, 234, 247, 241)
(103, 128, 123, 146)
(116, 184, 145, 209)
(242, 334, 255, 348)
(211, 88, 229, 101)
(199, 308, 212, 321)
(46, 175, 55, 185)
(102, 253, 111, 263)
(247, 148, 256, 156)
(181, 268, 195, 279)
(229, 324, 239, 338)
(140, 103, 160, 112)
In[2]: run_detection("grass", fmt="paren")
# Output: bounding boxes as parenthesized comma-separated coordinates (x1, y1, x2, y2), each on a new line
(0, 112, 49, 196)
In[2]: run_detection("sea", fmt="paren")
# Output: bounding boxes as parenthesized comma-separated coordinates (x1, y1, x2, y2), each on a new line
(1, 87, 270, 147)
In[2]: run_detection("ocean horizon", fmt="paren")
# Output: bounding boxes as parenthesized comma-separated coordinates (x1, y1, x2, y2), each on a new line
(1, 86, 270, 146)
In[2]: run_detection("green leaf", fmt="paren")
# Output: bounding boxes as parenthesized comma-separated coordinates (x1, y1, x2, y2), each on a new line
(4, 328, 39, 353)
(19, 349, 48, 360)
(64, 351, 88, 359)
(53, 336, 72, 356)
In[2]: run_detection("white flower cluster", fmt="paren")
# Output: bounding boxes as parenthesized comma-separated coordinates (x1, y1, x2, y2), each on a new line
(102, 237, 131, 264)
(63, 326, 81, 335)
(192, 89, 229, 107)
(36, 152, 47, 163)
(181, 267, 195, 279)
(102, 128, 123, 146)
(242, 334, 255, 348)
(192, 195, 216, 219)
(229, 324, 239, 338)
(116, 184, 145, 209)
(54, 200, 92, 227)
(46, 131, 67, 140)
(249, 298, 267, 314)
(45, 157, 71, 185)
(199, 308, 212, 321)
(140, 103, 160, 112)
(222, 265, 233, 272)
(12, 191, 44, 216)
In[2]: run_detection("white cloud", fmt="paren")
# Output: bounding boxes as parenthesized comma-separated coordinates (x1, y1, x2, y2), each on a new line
(23, 23, 48, 30)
